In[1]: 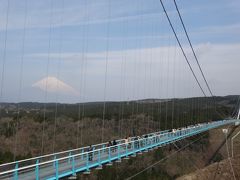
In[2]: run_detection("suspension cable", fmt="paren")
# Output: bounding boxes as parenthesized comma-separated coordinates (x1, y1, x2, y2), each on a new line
(0, 0, 10, 117)
(41, 0, 54, 155)
(14, 0, 28, 160)
(173, 0, 213, 97)
(52, 0, 64, 153)
(126, 132, 208, 180)
(158, 0, 207, 97)
(172, 0, 230, 120)
(76, 0, 88, 148)
(172, 38, 177, 129)
(118, 15, 126, 138)
(80, 2, 90, 145)
(101, 0, 112, 142)
(224, 128, 237, 180)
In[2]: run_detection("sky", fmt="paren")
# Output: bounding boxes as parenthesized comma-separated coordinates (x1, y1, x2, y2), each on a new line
(0, 0, 239, 103)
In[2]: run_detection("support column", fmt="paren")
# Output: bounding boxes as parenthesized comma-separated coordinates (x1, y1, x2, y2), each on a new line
(35, 159, 39, 180)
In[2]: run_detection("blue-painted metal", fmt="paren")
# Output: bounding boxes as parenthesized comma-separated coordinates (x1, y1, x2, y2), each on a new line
(53, 155, 56, 167)
(132, 141, 136, 155)
(55, 160, 59, 180)
(86, 153, 89, 172)
(35, 159, 39, 180)
(117, 144, 120, 160)
(68, 152, 71, 163)
(125, 143, 128, 157)
(72, 155, 75, 174)
(92, 147, 95, 160)
(81, 149, 84, 160)
(98, 149, 101, 166)
(102, 145, 105, 155)
(108, 147, 111, 163)
(14, 162, 18, 180)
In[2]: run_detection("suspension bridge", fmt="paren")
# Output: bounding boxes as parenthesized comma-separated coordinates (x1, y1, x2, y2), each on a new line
(0, 0, 240, 179)
(0, 119, 239, 180)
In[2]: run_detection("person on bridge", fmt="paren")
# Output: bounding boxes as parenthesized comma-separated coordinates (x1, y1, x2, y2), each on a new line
(144, 134, 149, 145)
(124, 136, 130, 149)
(88, 145, 93, 161)
(127, 136, 132, 148)
(112, 139, 117, 152)
(107, 141, 113, 147)
(134, 136, 140, 149)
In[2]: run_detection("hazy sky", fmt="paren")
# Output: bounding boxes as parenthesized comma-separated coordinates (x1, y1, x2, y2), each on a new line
(0, 0, 239, 103)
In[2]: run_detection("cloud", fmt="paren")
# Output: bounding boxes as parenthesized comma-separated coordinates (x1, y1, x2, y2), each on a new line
(0, 0, 185, 31)
(2, 42, 240, 103)
(195, 23, 240, 36)
(32, 76, 79, 96)
(0, 0, 154, 30)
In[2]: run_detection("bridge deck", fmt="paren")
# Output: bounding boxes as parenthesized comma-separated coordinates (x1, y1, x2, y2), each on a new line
(0, 120, 238, 180)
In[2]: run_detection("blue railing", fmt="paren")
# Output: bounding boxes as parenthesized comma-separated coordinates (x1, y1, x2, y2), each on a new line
(0, 119, 238, 180)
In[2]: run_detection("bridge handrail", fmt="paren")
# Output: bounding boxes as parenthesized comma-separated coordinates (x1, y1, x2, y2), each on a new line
(0, 120, 236, 176)
(0, 124, 201, 175)
(0, 139, 123, 167)
(0, 128, 186, 175)
(0, 127, 170, 168)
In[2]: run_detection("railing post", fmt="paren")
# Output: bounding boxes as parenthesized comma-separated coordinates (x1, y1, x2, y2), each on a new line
(117, 144, 120, 160)
(81, 149, 84, 160)
(35, 159, 39, 180)
(68, 152, 72, 163)
(132, 141, 135, 153)
(55, 160, 59, 180)
(86, 153, 89, 172)
(151, 137, 154, 147)
(14, 162, 18, 180)
(72, 155, 75, 174)
(98, 149, 101, 165)
(126, 143, 128, 156)
(108, 147, 111, 162)
(137, 139, 140, 149)
(92, 147, 95, 160)
(53, 155, 56, 167)
(102, 145, 105, 155)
